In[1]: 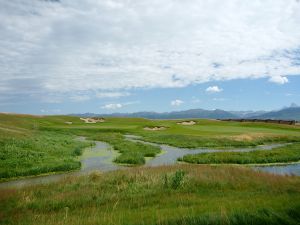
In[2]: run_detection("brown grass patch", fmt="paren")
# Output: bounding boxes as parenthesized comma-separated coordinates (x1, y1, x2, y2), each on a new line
(229, 133, 271, 141)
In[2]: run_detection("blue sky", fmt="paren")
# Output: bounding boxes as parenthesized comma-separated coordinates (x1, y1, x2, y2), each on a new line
(0, 0, 300, 114)
(2, 76, 300, 115)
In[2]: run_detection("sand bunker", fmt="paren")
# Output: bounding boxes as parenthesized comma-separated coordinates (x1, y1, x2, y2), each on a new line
(65, 121, 73, 125)
(80, 117, 105, 124)
(144, 126, 167, 131)
(177, 121, 196, 125)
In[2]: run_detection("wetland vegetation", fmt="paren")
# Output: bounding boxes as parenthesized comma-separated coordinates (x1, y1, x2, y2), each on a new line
(1, 165, 300, 225)
(1, 113, 300, 179)
(1, 113, 300, 224)
(180, 142, 300, 164)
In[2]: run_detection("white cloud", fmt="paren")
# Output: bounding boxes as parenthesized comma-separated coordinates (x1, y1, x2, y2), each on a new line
(213, 98, 227, 101)
(285, 93, 293, 96)
(0, 0, 300, 103)
(69, 95, 91, 102)
(101, 101, 139, 110)
(171, 99, 184, 106)
(206, 86, 223, 93)
(268, 76, 289, 84)
(101, 103, 123, 110)
(40, 109, 61, 114)
(96, 92, 130, 98)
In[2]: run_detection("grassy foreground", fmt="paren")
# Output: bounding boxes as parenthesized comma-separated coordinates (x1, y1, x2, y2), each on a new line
(180, 143, 300, 164)
(1, 165, 300, 225)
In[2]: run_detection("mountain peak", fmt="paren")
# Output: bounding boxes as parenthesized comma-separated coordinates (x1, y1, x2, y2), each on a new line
(290, 103, 299, 108)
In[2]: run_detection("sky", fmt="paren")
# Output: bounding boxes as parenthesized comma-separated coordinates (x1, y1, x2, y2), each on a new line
(0, 0, 300, 115)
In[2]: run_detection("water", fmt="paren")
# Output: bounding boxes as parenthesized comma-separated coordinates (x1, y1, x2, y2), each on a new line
(0, 135, 298, 188)
(79, 138, 123, 172)
(254, 164, 300, 176)
(124, 135, 300, 176)
(124, 134, 289, 166)
(0, 137, 124, 189)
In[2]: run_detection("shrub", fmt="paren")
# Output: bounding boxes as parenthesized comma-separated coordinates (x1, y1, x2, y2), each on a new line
(163, 170, 186, 190)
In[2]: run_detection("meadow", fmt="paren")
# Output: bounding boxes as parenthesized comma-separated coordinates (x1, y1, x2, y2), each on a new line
(0, 131, 91, 179)
(1, 113, 300, 179)
(1, 165, 300, 225)
(180, 142, 300, 164)
(1, 114, 300, 225)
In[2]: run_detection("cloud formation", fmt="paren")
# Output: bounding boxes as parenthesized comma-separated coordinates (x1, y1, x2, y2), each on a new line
(0, 0, 300, 104)
(96, 92, 130, 98)
(101, 101, 139, 110)
(101, 103, 123, 110)
(268, 76, 289, 84)
(206, 86, 223, 93)
(171, 99, 184, 106)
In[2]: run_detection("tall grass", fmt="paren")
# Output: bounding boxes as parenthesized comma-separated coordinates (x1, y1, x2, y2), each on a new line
(180, 143, 300, 164)
(141, 133, 300, 149)
(1, 165, 299, 225)
(0, 132, 90, 179)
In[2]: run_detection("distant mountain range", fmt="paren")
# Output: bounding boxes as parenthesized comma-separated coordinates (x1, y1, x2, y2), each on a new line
(72, 103, 300, 121)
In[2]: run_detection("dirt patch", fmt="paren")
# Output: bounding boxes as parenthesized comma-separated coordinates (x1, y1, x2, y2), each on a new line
(177, 121, 196, 126)
(80, 117, 105, 124)
(144, 126, 167, 131)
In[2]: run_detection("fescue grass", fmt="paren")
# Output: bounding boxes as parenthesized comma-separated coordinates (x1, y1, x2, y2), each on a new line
(0, 131, 90, 180)
(0, 165, 299, 225)
(180, 143, 300, 164)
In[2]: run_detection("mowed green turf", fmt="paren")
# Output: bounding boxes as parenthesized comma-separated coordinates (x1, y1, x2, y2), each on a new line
(1, 113, 300, 179)
(1, 165, 300, 225)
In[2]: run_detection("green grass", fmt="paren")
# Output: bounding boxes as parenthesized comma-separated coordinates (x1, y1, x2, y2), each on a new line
(1, 165, 300, 225)
(140, 133, 300, 148)
(0, 131, 90, 180)
(1, 114, 300, 224)
(1, 113, 300, 179)
(180, 143, 300, 164)
(87, 132, 161, 165)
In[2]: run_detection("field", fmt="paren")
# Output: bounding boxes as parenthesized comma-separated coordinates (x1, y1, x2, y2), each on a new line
(1, 113, 300, 179)
(1, 165, 300, 225)
(1, 113, 300, 224)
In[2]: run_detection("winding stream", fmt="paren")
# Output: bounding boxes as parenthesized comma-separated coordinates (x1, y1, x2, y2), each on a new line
(125, 135, 300, 176)
(124, 135, 289, 165)
(0, 135, 299, 188)
(253, 164, 300, 176)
